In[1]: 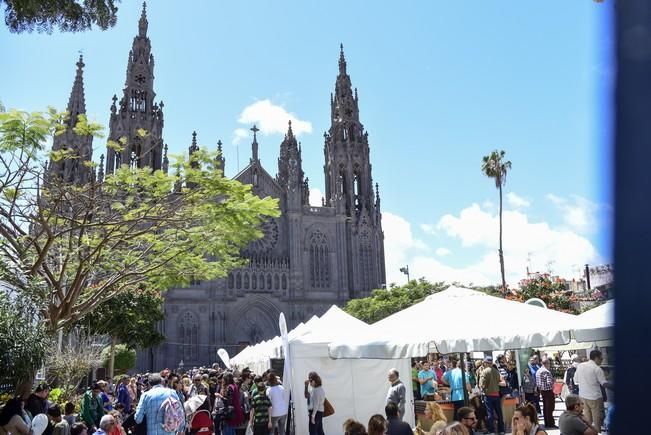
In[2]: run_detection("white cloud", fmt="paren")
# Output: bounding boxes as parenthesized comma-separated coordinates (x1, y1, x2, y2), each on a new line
(545, 194, 607, 234)
(232, 128, 249, 145)
(382, 212, 429, 285)
(309, 188, 324, 207)
(506, 192, 530, 208)
(237, 100, 313, 136)
(435, 248, 451, 257)
(383, 202, 605, 288)
(420, 223, 437, 236)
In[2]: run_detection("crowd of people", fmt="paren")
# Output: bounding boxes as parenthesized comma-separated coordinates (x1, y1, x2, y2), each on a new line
(0, 348, 612, 435)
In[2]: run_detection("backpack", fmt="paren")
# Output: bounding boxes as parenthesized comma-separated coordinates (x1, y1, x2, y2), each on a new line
(566, 366, 578, 394)
(159, 395, 184, 432)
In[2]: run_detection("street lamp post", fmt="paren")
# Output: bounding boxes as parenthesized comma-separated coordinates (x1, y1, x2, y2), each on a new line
(399, 265, 410, 283)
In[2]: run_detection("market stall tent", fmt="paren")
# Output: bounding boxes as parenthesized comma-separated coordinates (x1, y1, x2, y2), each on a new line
(288, 305, 414, 434)
(538, 299, 614, 351)
(329, 286, 584, 359)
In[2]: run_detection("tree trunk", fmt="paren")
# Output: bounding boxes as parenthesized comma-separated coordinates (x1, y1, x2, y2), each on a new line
(499, 183, 507, 293)
(108, 336, 116, 379)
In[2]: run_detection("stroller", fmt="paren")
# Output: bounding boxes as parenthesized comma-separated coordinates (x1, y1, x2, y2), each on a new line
(188, 410, 214, 435)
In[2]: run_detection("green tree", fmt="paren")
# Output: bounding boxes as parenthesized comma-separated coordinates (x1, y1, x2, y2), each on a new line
(344, 279, 448, 323)
(0, 265, 49, 390)
(0, 108, 279, 388)
(74, 286, 164, 378)
(481, 150, 512, 292)
(101, 344, 135, 374)
(2, 0, 120, 33)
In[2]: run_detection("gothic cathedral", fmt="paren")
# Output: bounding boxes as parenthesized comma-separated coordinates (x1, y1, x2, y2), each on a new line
(51, 4, 386, 370)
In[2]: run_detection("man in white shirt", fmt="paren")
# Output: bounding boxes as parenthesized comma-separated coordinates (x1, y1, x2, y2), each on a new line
(574, 350, 611, 432)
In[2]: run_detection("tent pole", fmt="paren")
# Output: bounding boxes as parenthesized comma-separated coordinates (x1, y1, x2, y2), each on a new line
(460, 352, 469, 406)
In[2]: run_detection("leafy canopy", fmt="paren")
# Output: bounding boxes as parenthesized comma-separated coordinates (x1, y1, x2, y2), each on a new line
(0, 108, 279, 331)
(2, 0, 120, 33)
(73, 285, 165, 350)
(344, 279, 448, 323)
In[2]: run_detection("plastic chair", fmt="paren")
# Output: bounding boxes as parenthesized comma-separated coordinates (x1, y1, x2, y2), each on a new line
(552, 381, 564, 401)
(189, 409, 214, 435)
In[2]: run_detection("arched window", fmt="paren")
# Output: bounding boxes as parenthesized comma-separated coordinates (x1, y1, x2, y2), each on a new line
(244, 273, 250, 289)
(282, 274, 288, 290)
(309, 230, 330, 289)
(274, 274, 280, 290)
(259, 273, 264, 290)
(228, 273, 234, 288)
(236, 273, 241, 289)
(267, 274, 272, 290)
(251, 272, 256, 290)
(179, 312, 198, 362)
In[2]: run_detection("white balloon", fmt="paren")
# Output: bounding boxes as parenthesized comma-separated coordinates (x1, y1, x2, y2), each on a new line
(31, 414, 49, 435)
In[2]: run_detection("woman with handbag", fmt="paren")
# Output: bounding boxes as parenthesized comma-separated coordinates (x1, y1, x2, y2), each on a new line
(218, 373, 244, 435)
(305, 372, 326, 435)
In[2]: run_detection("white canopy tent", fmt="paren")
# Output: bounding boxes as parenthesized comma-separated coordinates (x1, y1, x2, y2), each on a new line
(538, 299, 614, 351)
(288, 305, 414, 435)
(574, 299, 614, 342)
(329, 286, 588, 359)
(230, 316, 319, 371)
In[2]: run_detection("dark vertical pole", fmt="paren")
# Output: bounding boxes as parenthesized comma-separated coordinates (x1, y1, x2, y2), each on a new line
(584, 264, 592, 290)
(615, 2, 651, 434)
(460, 353, 469, 406)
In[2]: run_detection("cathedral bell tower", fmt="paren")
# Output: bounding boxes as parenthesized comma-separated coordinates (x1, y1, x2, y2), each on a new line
(324, 45, 386, 296)
(105, 2, 164, 174)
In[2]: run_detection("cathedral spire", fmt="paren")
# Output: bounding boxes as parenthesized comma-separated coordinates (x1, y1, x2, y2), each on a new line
(216, 139, 225, 174)
(251, 124, 259, 162)
(48, 54, 93, 184)
(139, 1, 148, 37)
(277, 120, 303, 205)
(67, 54, 86, 117)
(338, 43, 347, 76)
(189, 131, 199, 156)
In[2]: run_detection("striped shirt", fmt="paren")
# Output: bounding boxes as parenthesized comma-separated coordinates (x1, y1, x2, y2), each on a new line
(535, 366, 554, 391)
(250, 390, 272, 426)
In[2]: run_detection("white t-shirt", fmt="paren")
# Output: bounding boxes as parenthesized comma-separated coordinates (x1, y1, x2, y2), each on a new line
(267, 385, 288, 417)
(574, 360, 607, 400)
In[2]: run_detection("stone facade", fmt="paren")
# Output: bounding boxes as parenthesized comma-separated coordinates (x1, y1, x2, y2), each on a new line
(50, 4, 386, 371)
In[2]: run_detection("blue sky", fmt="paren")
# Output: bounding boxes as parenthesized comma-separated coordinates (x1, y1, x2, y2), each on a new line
(1, 0, 614, 287)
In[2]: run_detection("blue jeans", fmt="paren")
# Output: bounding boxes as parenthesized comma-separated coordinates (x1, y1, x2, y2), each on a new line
(485, 395, 505, 433)
(222, 424, 236, 435)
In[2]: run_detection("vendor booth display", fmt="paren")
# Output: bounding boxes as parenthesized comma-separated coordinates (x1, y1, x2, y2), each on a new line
(288, 305, 414, 435)
(329, 286, 601, 359)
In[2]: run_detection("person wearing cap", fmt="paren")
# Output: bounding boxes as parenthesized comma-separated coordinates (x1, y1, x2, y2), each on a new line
(558, 394, 598, 435)
(479, 356, 504, 435)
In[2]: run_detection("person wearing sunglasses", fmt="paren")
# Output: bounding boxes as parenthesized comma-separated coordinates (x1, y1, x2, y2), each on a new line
(457, 407, 477, 435)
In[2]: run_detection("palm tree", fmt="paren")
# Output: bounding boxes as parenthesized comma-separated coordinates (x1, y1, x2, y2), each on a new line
(481, 150, 512, 293)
